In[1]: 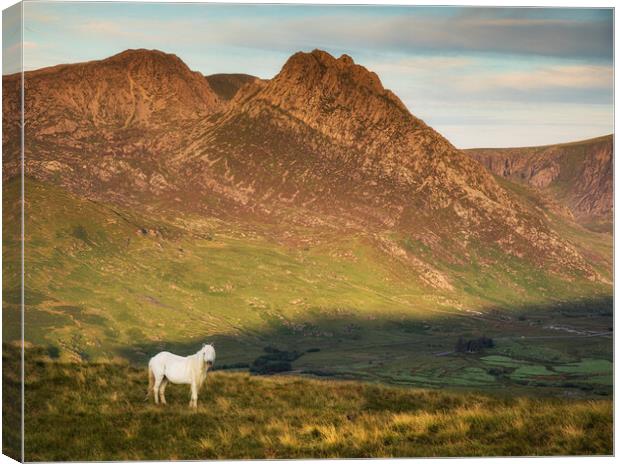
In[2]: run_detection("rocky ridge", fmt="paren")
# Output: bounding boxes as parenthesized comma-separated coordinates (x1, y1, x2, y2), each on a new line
(466, 135, 613, 229)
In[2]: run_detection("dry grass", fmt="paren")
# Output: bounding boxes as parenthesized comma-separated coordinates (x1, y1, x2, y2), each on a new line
(4, 346, 612, 461)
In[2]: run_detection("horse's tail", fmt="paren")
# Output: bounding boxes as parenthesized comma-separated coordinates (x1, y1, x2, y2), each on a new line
(145, 363, 154, 402)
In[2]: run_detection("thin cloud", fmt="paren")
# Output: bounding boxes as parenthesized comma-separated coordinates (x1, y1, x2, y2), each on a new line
(72, 19, 169, 41)
(487, 65, 613, 91)
(29, 9, 613, 61)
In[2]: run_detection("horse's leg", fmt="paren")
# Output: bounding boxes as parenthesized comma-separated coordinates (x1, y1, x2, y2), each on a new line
(159, 378, 168, 405)
(153, 376, 163, 405)
(189, 382, 198, 409)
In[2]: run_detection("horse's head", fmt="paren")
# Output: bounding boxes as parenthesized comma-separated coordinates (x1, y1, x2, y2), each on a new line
(201, 343, 216, 368)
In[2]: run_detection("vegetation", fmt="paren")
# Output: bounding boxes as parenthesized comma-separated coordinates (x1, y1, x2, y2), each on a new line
(250, 347, 303, 375)
(4, 345, 612, 460)
(455, 336, 495, 353)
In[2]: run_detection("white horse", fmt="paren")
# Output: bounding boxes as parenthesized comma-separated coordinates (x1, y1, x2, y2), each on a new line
(147, 344, 216, 408)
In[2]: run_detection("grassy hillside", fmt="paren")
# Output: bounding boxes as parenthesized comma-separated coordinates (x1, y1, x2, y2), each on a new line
(3, 345, 612, 460)
(2, 178, 612, 393)
(495, 175, 612, 281)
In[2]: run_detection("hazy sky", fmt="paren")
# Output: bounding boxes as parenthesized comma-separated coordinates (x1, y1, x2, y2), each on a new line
(3, 2, 613, 148)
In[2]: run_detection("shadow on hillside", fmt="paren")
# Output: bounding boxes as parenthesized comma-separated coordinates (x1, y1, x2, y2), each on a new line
(115, 295, 613, 373)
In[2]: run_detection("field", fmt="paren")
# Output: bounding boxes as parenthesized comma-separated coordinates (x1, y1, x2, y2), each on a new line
(2, 345, 613, 460)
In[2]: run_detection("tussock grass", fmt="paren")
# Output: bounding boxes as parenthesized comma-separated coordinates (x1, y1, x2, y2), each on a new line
(9, 347, 612, 460)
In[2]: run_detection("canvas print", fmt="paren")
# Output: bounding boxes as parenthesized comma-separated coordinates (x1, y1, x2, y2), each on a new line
(2, 2, 614, 461)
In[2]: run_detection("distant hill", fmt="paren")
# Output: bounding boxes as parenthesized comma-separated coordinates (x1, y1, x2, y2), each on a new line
(205, 73, 258, 100)
(465, 135, 613, 232)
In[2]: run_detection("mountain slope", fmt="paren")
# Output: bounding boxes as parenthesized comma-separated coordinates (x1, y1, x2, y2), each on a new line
(3, 177, 612, 388)
(465, 135, 613, 231)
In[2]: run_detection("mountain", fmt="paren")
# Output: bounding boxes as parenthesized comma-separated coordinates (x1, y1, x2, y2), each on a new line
(3, 49, 228, 210)
(2, 49, 609, 287)
(465, 135, 613, 232)
(205, 73, 259, 101)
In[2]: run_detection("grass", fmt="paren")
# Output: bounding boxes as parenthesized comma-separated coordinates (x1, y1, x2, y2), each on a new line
(4, 345, 613, 460)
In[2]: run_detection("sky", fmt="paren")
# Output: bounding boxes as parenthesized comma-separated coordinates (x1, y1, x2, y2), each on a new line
(2, 2, 614, 148)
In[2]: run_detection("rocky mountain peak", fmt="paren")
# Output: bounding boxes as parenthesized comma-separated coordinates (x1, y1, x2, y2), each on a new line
(338, 54, 355, 65)
(276, 49, 397, 105)
(107, 48, 180, 62)
(95, 48, 221, 116)
(4, 49, 221, 140)
(228, 49, 418, 155)
(106, 48, 181, 64)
